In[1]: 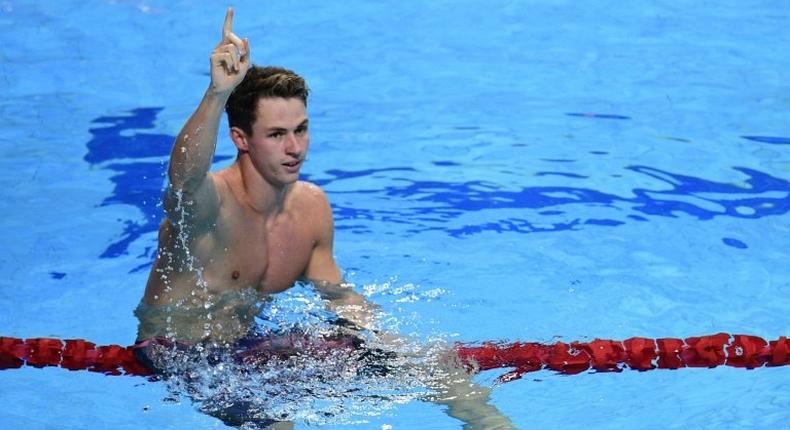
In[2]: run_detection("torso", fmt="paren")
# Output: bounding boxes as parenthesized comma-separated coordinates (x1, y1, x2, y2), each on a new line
(140, 168, 324, 341)
(199, 176, 315, 295)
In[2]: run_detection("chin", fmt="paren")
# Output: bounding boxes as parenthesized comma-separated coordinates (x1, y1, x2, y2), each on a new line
(274, 174, 300, 188)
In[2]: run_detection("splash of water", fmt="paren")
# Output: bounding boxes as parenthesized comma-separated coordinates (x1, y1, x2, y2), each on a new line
(163, 187, 214, 340)
(142, 283, 464, 427)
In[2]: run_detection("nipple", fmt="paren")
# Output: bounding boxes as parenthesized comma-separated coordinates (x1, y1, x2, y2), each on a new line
(231, 270, 240, 280)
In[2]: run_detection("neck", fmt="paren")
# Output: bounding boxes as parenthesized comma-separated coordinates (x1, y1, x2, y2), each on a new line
(233, 156, 291, 215)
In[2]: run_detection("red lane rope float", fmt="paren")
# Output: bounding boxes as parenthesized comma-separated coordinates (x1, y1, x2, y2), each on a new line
(0, 337, 152, 376)
(1, 333, 788, 382)
(457, 333, 789, 383)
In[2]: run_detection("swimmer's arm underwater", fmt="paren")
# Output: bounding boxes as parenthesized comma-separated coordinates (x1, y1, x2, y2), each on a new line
(164, 8, 249, 223)
(312, 280, 383, 333)
(301, 195, 510, 427)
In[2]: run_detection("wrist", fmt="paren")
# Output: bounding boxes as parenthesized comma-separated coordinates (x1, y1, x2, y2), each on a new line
(205, 83, 234, 100)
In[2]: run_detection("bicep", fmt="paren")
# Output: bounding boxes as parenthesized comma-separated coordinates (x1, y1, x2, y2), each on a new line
(303, 188, 342, 284)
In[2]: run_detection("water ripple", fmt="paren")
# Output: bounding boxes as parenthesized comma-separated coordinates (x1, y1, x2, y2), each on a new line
(84, 108, 790, 256)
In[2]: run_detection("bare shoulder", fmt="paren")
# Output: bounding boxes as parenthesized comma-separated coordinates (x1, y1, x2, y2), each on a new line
(291, 180, 332, 213)
(290, 181, 334, 238)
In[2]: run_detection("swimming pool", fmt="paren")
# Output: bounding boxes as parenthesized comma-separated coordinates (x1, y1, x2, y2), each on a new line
(1, 0, 788, 428)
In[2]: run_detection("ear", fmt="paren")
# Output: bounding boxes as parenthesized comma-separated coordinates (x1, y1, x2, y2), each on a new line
(230, 127, 249, 152)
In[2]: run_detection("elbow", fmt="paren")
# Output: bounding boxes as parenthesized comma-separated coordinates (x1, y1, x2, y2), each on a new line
(167, 167, 183, 191)
(167, 166, 204, 194)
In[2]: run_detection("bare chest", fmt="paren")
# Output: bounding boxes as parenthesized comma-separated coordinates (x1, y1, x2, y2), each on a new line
(202, 210, 315, 293)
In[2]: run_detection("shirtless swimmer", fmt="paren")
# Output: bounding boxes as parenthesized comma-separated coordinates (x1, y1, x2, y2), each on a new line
(134, 8, 514, 429)
(136, 8, 374, 343)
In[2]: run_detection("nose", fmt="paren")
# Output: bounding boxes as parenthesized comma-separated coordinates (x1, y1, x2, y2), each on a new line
(284, 132, 302, 157)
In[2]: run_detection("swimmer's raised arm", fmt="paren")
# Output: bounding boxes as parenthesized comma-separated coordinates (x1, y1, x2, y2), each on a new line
(164, 8, 250, 224)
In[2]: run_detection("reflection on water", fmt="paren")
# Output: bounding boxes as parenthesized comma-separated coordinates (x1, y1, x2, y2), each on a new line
(86, 108, 789, 262)
(742, 135, 790, 145)
(333, 163, 788, 238)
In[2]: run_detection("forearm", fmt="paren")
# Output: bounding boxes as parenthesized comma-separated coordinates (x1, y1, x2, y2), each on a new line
(437, 394, 515, 430)
(168, 88, 229, 192)
(431, 352, 516, 429)
(314, 281, 381, 332)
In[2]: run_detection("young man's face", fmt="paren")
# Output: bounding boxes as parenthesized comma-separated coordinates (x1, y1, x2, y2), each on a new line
(246, 97, 309, 187)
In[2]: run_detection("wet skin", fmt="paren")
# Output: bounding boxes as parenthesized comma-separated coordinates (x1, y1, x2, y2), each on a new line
(135, 8, 515, 429)
(138, 9, 342, 342)
(140, 98, 344, 342)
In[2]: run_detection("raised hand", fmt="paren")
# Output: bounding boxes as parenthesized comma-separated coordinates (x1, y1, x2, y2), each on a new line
(209, 8, 250, 95)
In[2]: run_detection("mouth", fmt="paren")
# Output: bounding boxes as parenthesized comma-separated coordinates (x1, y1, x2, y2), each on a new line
(282, 159, 302, 172)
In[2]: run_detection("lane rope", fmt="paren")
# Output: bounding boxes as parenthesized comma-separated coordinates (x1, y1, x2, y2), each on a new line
(455, 333, 789, 382)
(1, 333, 788, 382)
(0, 337, 152, 376)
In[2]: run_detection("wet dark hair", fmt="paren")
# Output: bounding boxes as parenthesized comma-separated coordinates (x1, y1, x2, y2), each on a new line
(225, 65, 309, 136)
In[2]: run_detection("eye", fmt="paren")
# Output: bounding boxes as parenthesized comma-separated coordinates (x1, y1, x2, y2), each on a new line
(295, 126, 308, 135)
(268, 131, 285, 138)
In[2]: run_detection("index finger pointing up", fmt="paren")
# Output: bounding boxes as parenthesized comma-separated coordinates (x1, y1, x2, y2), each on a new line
(222, 7, 234, 38)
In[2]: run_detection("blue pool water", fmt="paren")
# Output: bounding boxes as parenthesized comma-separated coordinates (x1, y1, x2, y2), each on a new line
(1, 1, 789, 428)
